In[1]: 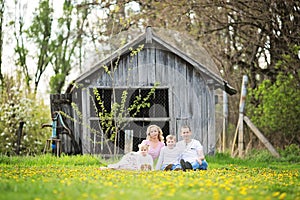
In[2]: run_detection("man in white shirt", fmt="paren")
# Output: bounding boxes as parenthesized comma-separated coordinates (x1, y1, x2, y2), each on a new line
(176, 125, 208, 171)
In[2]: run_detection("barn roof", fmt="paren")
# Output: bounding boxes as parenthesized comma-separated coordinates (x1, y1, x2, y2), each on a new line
(73, 27, 236, 95)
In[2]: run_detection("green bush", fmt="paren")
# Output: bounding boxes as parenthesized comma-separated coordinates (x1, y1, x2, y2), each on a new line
(279, 144, 300, 162)
(247, 72, 300, 147)
(245, 149, 276, 163)
(244, 144, 300, 163)
(0, 77, 51, 156)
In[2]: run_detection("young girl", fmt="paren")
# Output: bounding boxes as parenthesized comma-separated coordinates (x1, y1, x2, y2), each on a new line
(137, 143, 153, 171)
(106, 143, 153, 170)
(140, 124, 165, 160)
(155, 135, 181, 170)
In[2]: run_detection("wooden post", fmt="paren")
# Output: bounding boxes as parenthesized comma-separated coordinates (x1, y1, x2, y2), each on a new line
(16, 121, 25, 155)
(222, 91, 228, 152)
(124, 130, 133, 153)
(238, 75, 248, 157)
(243, 116, 280, 158)
(231, 119, 239, 157)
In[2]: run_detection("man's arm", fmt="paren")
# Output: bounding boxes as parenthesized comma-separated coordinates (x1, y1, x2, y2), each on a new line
(196, 143, 205, 164)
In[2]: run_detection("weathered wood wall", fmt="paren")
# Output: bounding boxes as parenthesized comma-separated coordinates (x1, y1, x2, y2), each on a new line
(50, 94, 81, 154)
(71, 42, 216, 155)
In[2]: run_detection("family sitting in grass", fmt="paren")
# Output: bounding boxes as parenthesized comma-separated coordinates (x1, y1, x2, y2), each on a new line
(101, 124, 208, 171)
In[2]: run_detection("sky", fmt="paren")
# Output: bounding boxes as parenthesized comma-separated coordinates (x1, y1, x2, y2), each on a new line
(2, 1, 141, 104)
(3, 1, 67, 104)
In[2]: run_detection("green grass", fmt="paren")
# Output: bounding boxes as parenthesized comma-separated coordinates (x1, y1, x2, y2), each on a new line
(0, 153, 299, 200)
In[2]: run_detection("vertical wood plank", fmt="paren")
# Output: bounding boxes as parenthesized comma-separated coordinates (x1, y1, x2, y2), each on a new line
(138, 48, 148, 85)
(128, 51, 138, 86)
(148, 47, 156, 84)
(155, 49, 164, 83)
(238, 75, 248, 157)
(223, 91, 228, 152)
(81, 89, 90, 154)
(208, 86, 215, 155)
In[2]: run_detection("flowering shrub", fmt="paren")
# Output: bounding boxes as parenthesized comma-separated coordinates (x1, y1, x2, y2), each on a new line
(0, 84, 50, 155)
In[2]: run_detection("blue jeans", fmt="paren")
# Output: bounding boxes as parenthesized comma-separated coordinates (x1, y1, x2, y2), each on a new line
(191, 160, 208, 170)
(161, 164, 182, 170)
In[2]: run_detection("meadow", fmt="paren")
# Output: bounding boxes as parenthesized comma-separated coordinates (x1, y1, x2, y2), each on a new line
(0, 152, 299, 200)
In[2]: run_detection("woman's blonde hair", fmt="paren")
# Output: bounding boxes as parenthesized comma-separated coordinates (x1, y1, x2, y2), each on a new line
(146, 124, 164, 141)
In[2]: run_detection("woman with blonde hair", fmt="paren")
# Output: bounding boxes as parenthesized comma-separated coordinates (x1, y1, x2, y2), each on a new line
(141, 124, 165, 160)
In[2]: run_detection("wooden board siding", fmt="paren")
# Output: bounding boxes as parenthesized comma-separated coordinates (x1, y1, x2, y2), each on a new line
(48, 27, 234, 156)
(147, 47, 156, 84)
(49, 94, 83, 155)
(138, 49, 148, 85)
(208, 87, 216, 154)
(71, 89, 82, 154)
(74, 42, 215, 154)
(81, 88, 89, 154)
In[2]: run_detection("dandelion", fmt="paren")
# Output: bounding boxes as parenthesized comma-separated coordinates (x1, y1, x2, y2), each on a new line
(273, 192, 280, 197)
(278, 193, 287, 200)
(225, 196, 234, 200)
(82, 193, 89, 198)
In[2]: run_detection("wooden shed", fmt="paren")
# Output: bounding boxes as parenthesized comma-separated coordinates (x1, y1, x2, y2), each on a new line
(51, 27, 235, 156)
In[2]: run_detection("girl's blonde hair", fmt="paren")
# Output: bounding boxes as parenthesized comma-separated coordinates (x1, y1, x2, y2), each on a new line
(146, 124, 164, 141)
(138, 143, 149, 151)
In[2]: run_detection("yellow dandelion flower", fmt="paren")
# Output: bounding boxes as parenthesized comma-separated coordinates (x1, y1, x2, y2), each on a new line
(225, 196, 234, 200)
(82, 193, 89, 198)
(272, 192, 280, 197)
(239, 187, 247, 195)
(278, 193, 287, 200)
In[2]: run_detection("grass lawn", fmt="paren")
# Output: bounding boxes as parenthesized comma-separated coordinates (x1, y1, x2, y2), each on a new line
(0, 153, 299, 200)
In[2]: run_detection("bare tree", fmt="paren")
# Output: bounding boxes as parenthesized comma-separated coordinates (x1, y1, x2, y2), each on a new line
(49, 0, 90, 93)
(13, 0, 53, 94)
(0, 0, 4, 90)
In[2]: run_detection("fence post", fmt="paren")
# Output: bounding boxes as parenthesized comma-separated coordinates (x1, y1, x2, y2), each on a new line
(222, 91, 228, 152)
(238, 75, 248, 157)
(16, 121, 25, 155)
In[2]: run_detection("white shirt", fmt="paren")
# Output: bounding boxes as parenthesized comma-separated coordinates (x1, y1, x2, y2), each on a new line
(155, 146, 181, 170)
(176, 139, 204, 163)
(137, 154, 154, 170)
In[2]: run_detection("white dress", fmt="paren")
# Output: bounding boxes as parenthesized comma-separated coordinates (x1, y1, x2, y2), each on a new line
(107, 152, 153, 170)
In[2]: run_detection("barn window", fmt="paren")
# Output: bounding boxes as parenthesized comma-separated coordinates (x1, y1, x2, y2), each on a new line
(89, 87, 170, 153)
